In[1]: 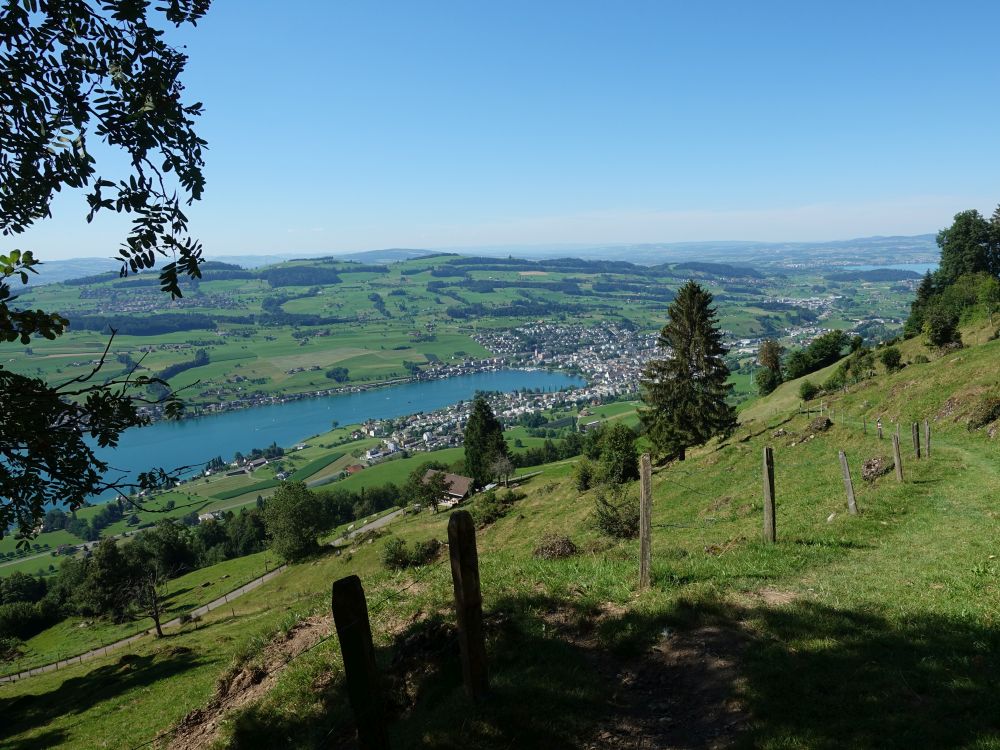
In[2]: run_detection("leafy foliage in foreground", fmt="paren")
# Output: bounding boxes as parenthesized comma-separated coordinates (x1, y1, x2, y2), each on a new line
(1, 1, 212, 542)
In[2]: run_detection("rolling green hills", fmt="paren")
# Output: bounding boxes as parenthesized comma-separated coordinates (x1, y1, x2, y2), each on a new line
(4, 324, 1000, 749)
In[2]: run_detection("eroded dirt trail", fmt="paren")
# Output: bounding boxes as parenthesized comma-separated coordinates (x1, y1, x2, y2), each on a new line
(168, 615, 330, 750)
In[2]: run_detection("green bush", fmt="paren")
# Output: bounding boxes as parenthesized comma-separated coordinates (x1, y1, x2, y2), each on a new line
(913, 354, 930, 364)
(755, 367, 781, 395)
(799, 380, 820, 401)
(381, 537, 441, 570)
(879, 346, 902, 372)
(0, 634, 21, 659)
(470, 488, 524, 527)
(593, 484, 639, 539)
(925, 304, 962, 348)
(968, 395, 1000, 429)
(574, 459, 595, 491)
(0, 599, 58, 640)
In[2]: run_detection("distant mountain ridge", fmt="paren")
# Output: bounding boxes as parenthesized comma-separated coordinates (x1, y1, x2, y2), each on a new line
(23, 234, 938, 286)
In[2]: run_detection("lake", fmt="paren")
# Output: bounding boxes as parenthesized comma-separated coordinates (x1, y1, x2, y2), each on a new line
(91, 369, 584, 501)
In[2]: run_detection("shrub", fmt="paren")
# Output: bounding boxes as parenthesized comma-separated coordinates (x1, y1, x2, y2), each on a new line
(574, 459, 596, 491)
(925, 305, 961, 348)
(598, 423, 639, 485)
(913, 354, 930, 364)
(381, 538, 441, 570)
(0, 634, 21, 659)
(533, 535, 578, 560)
(0, 599, 58, 640)
(968, 395, 1000, 430)
(799, 380, 820, 401)
(822, 371, 844, 392)
(755, 367, 781, 395)
(470, 488, 524, 527)
(594, 484, 639, 539)
(879, 346, 902, 372)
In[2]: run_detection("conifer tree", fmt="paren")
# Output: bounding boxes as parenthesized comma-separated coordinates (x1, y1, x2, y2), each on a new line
(640, 281, 736, 460)
(463, 395, 509, 487)
(904, 271, 937, 338)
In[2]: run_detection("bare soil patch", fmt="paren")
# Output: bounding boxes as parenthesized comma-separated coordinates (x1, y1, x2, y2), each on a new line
(583, 624, 748, 749)
(168, 615, 329, 750)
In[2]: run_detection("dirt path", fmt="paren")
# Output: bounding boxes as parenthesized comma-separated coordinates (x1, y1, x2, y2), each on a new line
(583, 624, 749, 749)
(167, 615, 330, 750)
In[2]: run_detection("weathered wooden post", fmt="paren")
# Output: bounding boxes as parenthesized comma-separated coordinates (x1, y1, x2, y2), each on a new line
(863, 415, 867, 435)
(912, 422, 921, 459)
(448, 510, 489, 701)
(331, 575, 390, 750)
(925, 419, 931, 457)
(639, 453, 653, 589)
(877, 419, 883, 440)
(838, 451, 858, 515)
(892, 433, 904, 482)
(762, 447, 776, 543)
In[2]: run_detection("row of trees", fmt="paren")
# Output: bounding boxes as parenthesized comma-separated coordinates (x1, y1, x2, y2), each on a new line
(0, 508, 269, 647)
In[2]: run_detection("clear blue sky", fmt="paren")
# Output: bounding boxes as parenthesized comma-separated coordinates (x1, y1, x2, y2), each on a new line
(26, 1, 1000, 259)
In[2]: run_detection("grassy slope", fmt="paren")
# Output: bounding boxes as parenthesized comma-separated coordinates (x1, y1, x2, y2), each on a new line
(5, 336, 1000, 748)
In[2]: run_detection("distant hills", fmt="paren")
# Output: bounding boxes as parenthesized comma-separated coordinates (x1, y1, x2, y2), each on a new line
(21, 234, 938, 287)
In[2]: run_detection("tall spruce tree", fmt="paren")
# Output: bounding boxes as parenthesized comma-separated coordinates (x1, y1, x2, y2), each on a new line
(640, 281, 736, 460)
(463, 395, 509, 487)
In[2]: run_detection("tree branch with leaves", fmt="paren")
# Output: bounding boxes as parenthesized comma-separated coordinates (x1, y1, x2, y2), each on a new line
(0, 0, 212, 544)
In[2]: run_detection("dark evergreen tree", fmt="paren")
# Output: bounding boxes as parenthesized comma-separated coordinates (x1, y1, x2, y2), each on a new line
(640, 281, 736, 460)
(904, 271, 937, 338)
(463, 395, 510, 487)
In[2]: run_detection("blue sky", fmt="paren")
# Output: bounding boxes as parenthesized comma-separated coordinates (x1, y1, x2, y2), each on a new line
(24, 1, 1000, 259)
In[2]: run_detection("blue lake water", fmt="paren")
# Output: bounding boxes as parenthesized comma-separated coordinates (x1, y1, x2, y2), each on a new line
(92, 369, 584, 501)
(845, 263, 938, 274)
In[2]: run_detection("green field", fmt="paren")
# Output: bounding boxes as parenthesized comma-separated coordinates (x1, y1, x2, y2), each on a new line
(5, 326, 1000, 748)
(6, 253, 917, 414)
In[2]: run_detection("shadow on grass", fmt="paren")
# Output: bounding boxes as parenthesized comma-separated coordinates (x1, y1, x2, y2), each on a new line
(0, 649, 203, 744)
(162, 585, 195, 603)
(685, 598, 1000, 750)
(1, 728, 70, 750)
(222, 594, 615, 750)
(205, 591, 1000, 750)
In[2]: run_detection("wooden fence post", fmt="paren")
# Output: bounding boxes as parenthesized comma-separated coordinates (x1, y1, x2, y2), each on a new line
(912, 422, 921, 459)
(863, 415, 867, 435)
(892, 433, 904, 482)
(838, 451, 858, 515)
(925, 419, 931, 457)
(762, 447, 776, 543)
(331, 575, 390, 750)
(448, 510, 489, 701)
(877, 420, 883, 439)
(639, 453, 652, 590)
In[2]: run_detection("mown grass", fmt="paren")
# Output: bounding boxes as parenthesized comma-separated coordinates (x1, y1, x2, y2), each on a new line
(2, 551, 274, 678)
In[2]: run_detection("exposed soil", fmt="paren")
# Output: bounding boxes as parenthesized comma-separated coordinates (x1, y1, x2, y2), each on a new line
(167, 615, 329, 750)
(582, 623, 749, 749)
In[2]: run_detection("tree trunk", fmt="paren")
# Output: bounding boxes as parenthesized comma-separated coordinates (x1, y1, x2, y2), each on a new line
(152, 614, 164, 638)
